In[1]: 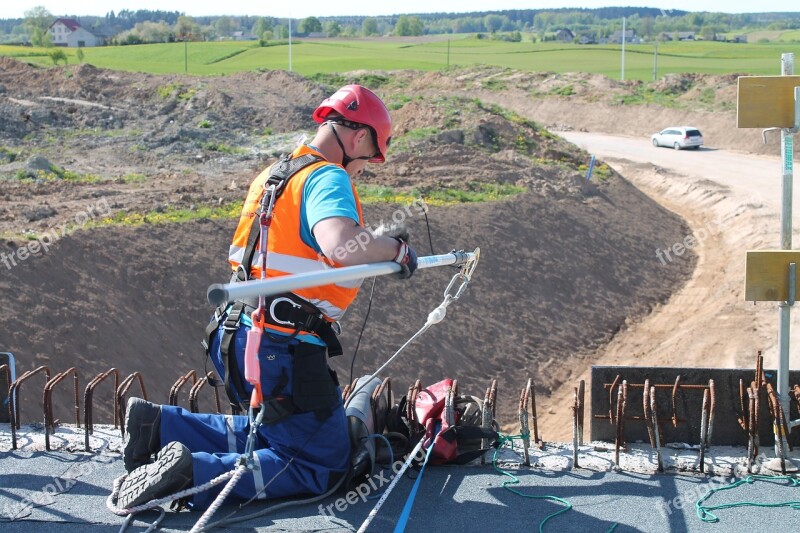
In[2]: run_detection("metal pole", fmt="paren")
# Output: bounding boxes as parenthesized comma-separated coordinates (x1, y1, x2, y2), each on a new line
(621, 17, 626, 82)
(287, 19, 292, 72)
(778, 52, 794, 438)
(653, 41, 658, 81)
(207, 250, 478, 305)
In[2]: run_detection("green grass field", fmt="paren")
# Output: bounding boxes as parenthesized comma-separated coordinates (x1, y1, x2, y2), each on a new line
(2, 35, 799, 80)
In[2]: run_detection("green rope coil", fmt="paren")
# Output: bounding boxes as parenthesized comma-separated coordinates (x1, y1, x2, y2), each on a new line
(695, 474, 800, 523)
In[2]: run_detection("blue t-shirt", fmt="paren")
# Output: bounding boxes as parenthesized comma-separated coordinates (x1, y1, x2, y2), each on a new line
(300, 163, 360, 250)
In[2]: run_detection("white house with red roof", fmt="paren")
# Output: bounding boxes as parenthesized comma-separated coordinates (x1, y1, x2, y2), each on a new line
(49, 17, 106, 47)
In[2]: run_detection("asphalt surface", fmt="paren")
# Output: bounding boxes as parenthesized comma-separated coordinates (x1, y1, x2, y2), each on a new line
(2, 424, 800, 532)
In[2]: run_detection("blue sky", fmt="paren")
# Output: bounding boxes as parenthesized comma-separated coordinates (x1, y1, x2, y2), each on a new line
(2, 1, 795, 20)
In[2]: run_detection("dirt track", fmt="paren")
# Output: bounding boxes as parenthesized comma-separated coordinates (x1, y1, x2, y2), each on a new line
(539, 131, 798, 440)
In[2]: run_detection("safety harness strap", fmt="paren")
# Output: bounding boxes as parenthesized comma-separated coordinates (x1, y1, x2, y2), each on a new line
(236, 152, 324, 283)
(201, 302, 250, 414)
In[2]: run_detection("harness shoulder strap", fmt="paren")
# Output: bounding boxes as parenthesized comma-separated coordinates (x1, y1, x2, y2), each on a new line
(237, 152, 325, 281)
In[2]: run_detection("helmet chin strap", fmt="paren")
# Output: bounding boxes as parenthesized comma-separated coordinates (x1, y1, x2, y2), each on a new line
(327, 122, 371, 167)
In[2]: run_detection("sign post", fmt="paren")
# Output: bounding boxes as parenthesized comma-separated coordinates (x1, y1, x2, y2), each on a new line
(739, 53, 800, 467)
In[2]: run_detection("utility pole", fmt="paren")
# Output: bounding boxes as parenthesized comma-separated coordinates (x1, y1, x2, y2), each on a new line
(653, 41, 658, 81)
(288, 18, 292, 72)
(777, 52, 796, 444)
(621, 17, 626, 82)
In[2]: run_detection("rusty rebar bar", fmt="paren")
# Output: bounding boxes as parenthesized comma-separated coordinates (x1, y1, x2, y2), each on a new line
(608, 374, 621, 425)
(672, 375, 681, 428)
(700, 389, 709, 473)
(527, 378, 541, 448)
(738, 379, 748, 432)
(793, 384, 800, 415)
(615, 382, 626, 467)
(84, 368, 120, 451)
(444, 380, 457, 427)
(481, 379, 497, 465)
(643, 379, 656, 448)
(169, 370, 197, 407)
(117, 372, 147, 437)
(572, 386, 579, 469)
(519, 379, 531, 467)
(747, 387, 756, 472)
(44, 368, 80, 451)
(577, 379, 585, 447)
(406, 379, 421, 430)
(650, 386, 663, 472)
(371, 377, 392, 435)
(707, 379, 716, 447)
(756, 351, 763, 388)
(188, 371, 222, 414)
(10, 366, 51, 450)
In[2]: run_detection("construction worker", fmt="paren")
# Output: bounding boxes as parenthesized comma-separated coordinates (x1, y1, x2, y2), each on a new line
(118, 85, 417, 509)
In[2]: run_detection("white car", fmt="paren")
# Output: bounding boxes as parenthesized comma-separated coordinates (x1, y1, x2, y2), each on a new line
(651, 127, 703, 150)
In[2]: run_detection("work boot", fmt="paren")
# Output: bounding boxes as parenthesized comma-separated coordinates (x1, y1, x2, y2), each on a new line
(123, 397, 162, 472)
(118, 441, 193, 509)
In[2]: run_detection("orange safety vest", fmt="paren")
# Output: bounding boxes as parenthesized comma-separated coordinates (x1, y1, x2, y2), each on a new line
(228, 145, 364, 322)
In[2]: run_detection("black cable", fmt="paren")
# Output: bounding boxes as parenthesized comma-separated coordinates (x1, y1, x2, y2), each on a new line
(422, 207, 435, 255)
(349, 276, 377, 387)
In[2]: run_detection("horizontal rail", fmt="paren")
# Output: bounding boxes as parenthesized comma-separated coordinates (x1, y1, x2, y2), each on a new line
(207, 250, 476, 306)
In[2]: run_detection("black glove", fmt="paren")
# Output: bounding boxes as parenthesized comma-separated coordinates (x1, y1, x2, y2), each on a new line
(392, 238, 418, 280)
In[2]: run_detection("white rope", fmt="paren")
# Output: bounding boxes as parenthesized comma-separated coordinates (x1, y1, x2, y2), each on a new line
(106, 468, 238, 516)
(189, 464, 248, 533)
(356, 438, 425, 533)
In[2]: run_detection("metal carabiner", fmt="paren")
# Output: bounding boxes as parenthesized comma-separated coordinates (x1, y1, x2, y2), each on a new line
(269, 297, 302, 327)
(260, 183, 278, 218)
(444, 247, 480, 302)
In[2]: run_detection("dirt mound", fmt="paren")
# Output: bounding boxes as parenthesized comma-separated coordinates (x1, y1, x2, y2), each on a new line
(0, 58, 694, 430)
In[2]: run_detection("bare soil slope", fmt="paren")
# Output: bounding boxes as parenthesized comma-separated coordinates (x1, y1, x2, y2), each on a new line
(0, 59, 704, 430)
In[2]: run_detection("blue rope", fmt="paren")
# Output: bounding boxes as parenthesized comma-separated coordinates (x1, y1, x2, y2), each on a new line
(393, 424, 440, 533)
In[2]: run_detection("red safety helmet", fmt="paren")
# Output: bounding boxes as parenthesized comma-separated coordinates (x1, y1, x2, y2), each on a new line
(312, 84, 392, 163)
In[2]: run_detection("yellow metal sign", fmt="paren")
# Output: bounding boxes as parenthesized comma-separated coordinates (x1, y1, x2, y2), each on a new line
(745, 250, 800, 301)
(737, 76, 800, 128)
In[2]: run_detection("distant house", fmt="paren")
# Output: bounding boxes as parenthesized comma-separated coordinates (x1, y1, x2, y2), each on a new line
(49, 17, 107, 47)
(231, 31, 256, 41)
(554, 29, 575, 43)
(609, 29, 636, 44)
(732, 34, 748, 43)
(658, 32, 673, 41)
(676, 32, 695, 41)
(578, 34, 596, 45)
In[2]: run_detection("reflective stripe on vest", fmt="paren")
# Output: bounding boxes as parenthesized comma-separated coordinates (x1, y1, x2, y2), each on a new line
(228, 145, 364, 321)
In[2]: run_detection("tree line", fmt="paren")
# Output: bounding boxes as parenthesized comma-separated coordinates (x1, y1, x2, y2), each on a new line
(3, 6, 800, 46)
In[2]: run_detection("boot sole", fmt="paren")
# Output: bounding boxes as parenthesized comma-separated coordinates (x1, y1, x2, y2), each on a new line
(118, 442, 192, 509)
